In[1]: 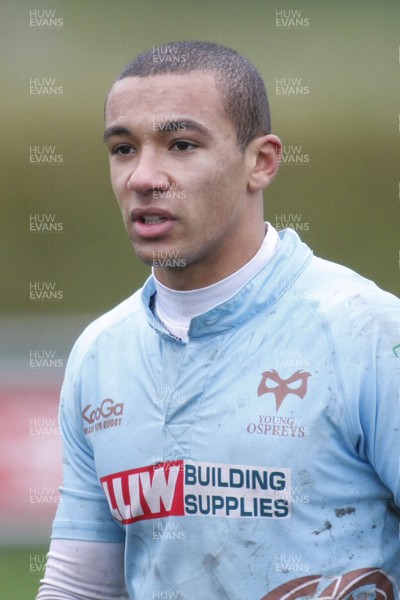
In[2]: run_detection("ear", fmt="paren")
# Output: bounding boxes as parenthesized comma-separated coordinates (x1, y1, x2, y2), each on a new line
(246, 134, 282, 193)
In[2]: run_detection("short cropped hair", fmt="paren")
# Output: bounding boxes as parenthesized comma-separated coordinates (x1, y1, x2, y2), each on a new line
(114, 41, 271, 152)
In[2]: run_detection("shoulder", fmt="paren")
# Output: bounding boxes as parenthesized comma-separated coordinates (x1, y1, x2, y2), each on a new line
(300, 254, 400, 319)
(295, 254, 400, 374)
(66, 287, 145, 377)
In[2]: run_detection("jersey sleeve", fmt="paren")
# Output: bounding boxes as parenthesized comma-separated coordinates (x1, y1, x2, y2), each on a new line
(51, 335, 125, 543)
(341, 293, 400, 507)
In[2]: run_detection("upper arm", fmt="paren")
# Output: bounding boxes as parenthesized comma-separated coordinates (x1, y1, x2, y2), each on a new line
(36, 538, 129, 599)
(341, 298, 400, 505)
(52, 339, 125, 543)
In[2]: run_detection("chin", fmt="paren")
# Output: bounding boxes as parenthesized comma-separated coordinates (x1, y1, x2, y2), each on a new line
(129, 243, 154, 266)
(133, 251, 155, 266)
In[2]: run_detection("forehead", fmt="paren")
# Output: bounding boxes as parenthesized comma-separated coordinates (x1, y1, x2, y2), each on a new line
(105, 71, 229, 127)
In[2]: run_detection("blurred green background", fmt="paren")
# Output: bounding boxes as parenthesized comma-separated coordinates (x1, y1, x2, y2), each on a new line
(1, 0, 399, 596)
(1, 0, 399, 317)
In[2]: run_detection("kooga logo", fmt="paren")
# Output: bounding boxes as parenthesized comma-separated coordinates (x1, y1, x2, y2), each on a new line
(82, 398, 124, 424)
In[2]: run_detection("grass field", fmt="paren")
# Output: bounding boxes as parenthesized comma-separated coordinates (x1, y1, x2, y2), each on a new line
(0, 546, 48, 598)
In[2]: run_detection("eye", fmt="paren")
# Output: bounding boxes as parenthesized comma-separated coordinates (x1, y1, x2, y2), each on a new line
(170, 140, 196, 152)
(111, 144, 135, 156)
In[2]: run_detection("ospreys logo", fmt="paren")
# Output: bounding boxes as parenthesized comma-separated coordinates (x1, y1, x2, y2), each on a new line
(257, 370, 311, 412)
(259, 568, 395, 600)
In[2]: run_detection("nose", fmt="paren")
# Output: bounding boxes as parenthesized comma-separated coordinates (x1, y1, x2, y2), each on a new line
(126, 149, 169, 196)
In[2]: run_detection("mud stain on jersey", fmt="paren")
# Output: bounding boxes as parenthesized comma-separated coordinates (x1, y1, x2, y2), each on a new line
(334, 507, 355, 518)
(312, 520, 332, 535)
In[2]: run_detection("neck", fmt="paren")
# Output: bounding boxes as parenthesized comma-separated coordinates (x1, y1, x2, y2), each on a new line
(154, 220, 266, 291)
(153, 223, 281, 342)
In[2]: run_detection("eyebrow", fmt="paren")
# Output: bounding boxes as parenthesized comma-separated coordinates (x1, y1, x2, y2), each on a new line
(103, 125, 131, 142)
(153, 119, 211, 137)
(103, 119, 211, 142)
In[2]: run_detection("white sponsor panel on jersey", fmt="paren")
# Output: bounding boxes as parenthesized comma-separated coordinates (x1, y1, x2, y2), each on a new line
(100, 461, 291, 524)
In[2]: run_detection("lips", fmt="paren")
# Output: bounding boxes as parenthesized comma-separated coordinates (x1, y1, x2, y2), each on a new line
(130, 208, 177, 238)
(141, 215, 167, 225)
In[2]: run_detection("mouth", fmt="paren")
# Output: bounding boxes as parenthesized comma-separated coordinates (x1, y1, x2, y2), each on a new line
(131, 207, 176, 221)
(140, 215, 168, 225)
(130, 209, 177, 239)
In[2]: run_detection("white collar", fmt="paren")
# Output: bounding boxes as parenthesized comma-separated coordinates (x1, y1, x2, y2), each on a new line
(153, 223, 281, 342)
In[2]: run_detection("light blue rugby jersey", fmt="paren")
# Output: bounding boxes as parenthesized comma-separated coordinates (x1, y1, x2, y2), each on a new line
(53, 229, 400, 600)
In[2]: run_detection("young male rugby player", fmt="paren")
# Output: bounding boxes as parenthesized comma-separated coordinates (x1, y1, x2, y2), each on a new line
(37, 41, 400, 600)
